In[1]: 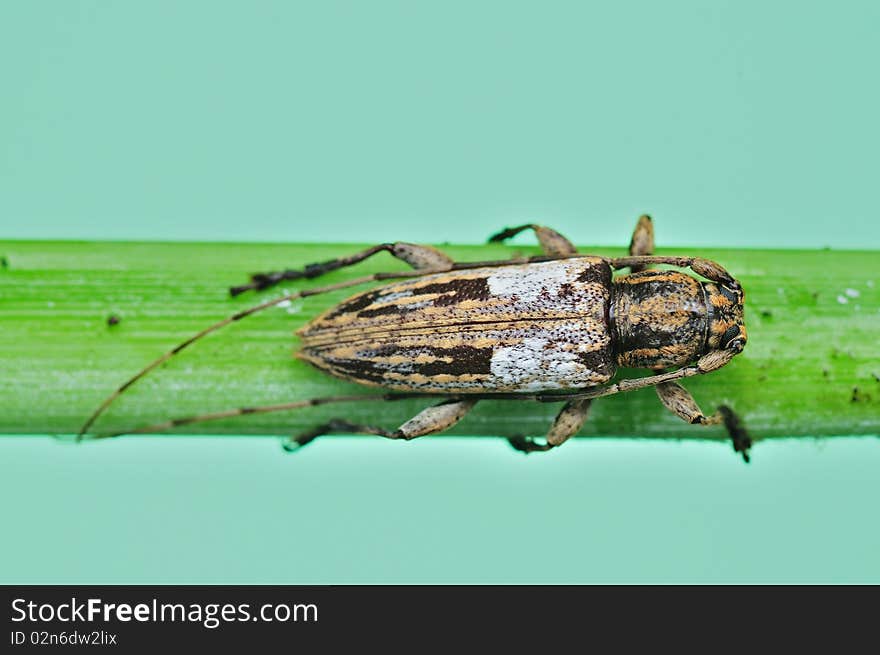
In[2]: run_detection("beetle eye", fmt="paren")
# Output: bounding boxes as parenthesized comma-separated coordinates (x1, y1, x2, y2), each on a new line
(721, 325, 740, 348)
(719, 285, 739, 303)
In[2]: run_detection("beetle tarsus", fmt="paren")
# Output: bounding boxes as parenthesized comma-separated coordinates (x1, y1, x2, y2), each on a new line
(488, 224, 578, 257)
(282, 418, 372, 453)
(718, 405, 753, 463)
(488, 225, 532, 242)
(281, 436, 315, 453)
(628, 214, 654, 271)
(229, 269, 311, 296)
(507, 436, 555, 454)
(229, 243, 453, 296)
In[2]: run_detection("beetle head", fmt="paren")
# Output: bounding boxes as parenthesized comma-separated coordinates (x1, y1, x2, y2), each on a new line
(703, 281, 747, 354)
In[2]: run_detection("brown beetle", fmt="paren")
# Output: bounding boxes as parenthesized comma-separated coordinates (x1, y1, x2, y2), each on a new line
(78, 215, 750, 458)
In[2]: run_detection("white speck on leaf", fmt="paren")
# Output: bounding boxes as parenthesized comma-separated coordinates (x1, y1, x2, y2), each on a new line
(844, 288, 860, 298)
(836, 295, 848, 304)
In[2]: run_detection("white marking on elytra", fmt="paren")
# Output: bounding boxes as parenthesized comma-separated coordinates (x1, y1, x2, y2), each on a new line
(486, 260, 577, 302)
(375, 290, 414, 304)
(397, 300, 433, 311)
(300, 258, 613, 392)
(489, 322, 602, 391)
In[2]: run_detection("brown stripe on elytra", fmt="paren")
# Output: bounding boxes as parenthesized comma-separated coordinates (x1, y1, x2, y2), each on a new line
(351, 277, 491, 318)
(577, 350, 614, 376)
(305, 343, 494, 384)
(416, 277, 491, 307)
(576, 262, 612, 285)
(366, 344, 494, 376)
(414, 345, 493, 376)
(296, 350, 390, 385)
(299, 315, 610, 351)
(320, 357, 390, 384)
(324, 287, 388, 318)
(357, 303, 406, 318)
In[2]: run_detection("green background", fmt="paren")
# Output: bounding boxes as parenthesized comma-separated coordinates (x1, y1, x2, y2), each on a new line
(1, 1, 878, 582)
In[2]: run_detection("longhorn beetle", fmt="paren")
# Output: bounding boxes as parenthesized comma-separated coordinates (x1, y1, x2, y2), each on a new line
(78, 215, 751, 459)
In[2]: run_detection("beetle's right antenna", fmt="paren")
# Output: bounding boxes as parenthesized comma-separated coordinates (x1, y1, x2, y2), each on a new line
(93, 393, 417, 439)
(76, 272, 426, 440)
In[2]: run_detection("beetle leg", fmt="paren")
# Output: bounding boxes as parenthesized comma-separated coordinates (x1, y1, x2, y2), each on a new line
(655, 382, 753, 462)
(627, 214, 654, 272)
(487, 224, 578, 257)
(655, 381, 721, 425)
(283, 419, 397, 452)
(282, 399, 477, 452)
(507, 399, 592, 454)
(518, 348, 740, 407)
(230, 242, 454, 296)
(608, 255, 740, 290)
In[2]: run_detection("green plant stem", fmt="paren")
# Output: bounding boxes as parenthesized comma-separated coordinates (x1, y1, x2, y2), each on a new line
(0, 241, 878, 443)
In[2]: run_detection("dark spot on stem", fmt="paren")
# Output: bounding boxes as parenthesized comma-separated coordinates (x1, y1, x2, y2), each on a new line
(851, 387, 860, 403)
(760, 309, 773, 319)
(107, 314, 121, 326)
(0, 256, 8, 269)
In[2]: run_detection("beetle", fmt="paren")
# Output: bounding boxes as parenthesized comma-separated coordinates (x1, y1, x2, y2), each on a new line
(77, 215, 750, 458)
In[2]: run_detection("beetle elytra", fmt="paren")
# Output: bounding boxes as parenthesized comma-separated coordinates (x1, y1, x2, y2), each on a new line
(78, 215, 751, 459)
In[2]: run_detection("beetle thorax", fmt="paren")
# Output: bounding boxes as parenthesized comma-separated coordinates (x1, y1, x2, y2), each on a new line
(610, 270, 710, 369)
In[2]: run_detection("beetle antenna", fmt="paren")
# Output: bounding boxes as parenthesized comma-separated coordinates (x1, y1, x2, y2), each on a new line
(89, 393, 425, 439)
(76, 272, 426, 440)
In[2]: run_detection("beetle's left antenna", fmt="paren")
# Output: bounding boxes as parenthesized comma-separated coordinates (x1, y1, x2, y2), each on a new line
(76, 272, 423, 440)
(94, 393, 409, 439)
